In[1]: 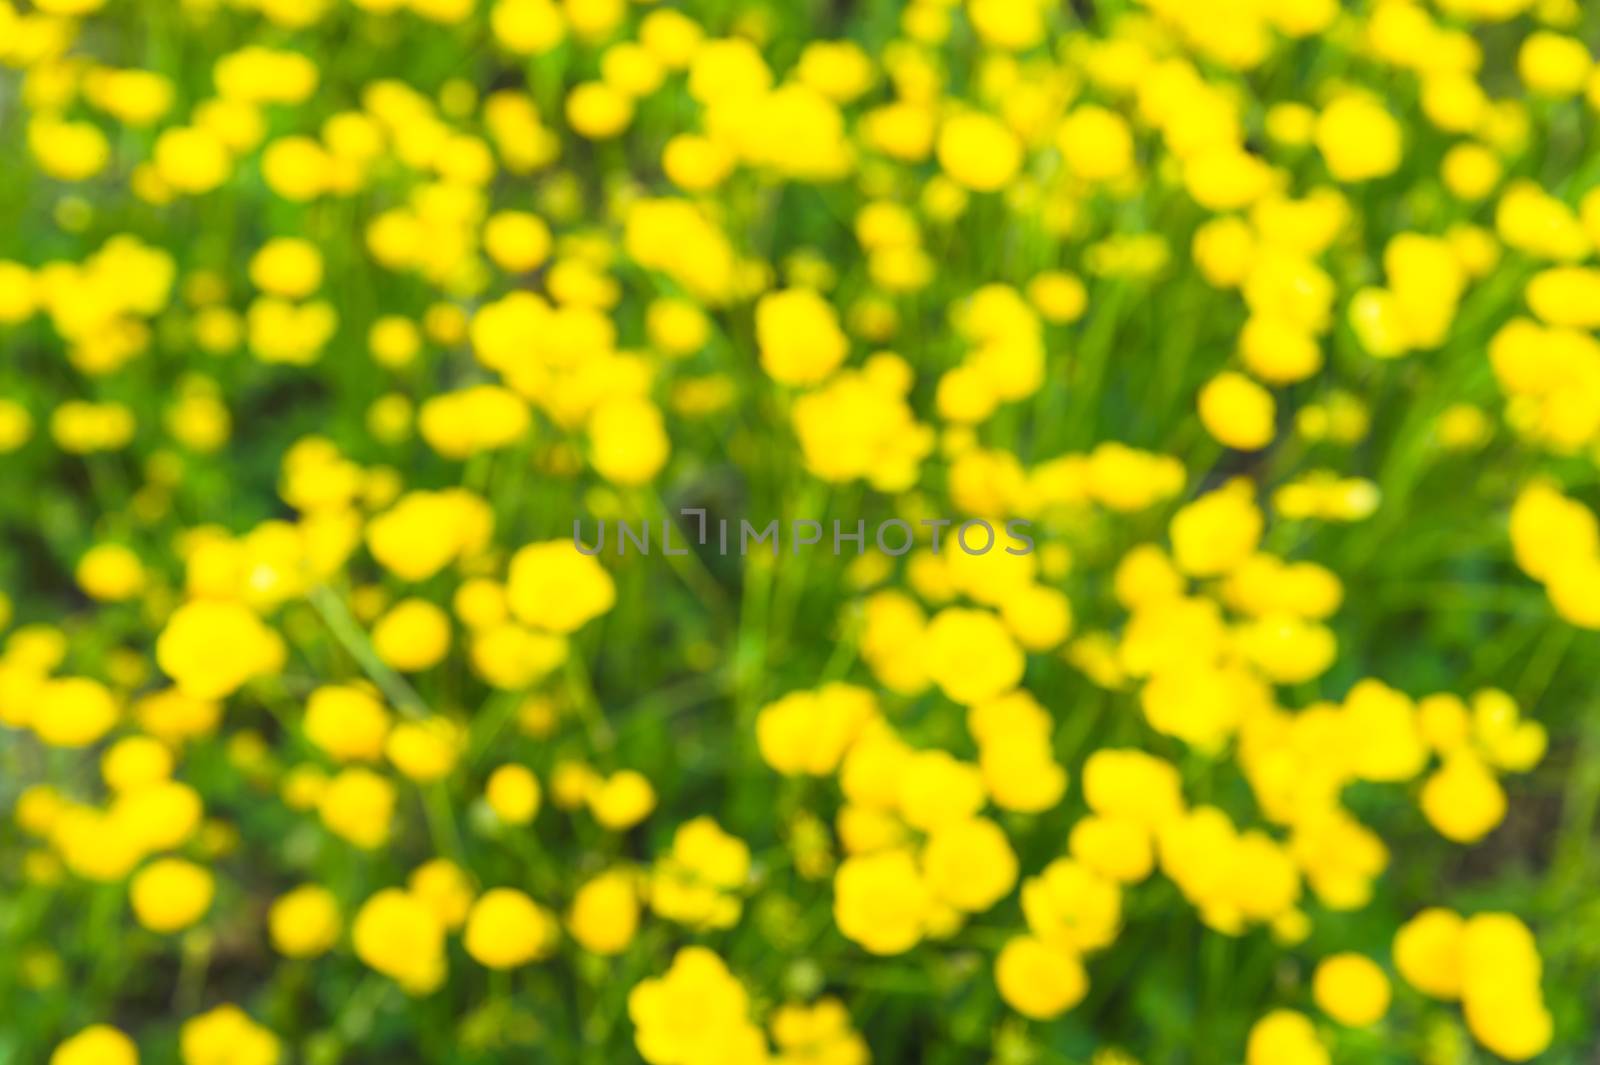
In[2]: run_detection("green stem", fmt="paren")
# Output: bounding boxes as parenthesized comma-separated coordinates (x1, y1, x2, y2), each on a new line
(307, 583, 430, 719)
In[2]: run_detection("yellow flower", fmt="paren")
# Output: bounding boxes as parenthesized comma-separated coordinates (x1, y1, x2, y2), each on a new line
(130, 858, 215, 933)
(385, 718, 461, 783)
(1525, 266, 1600, 330)
(628, 947, 762, 1065)
(213, 47, 319, 105)
(995, 935, 1087, 1020)
(562, 0, 622, 41)
(1245, 1010, 1328, 1065)
(485, 764, 541, 824)
(29, 118, 111, 182)
(470, 623, 569, 689)
(1194, 217, 1258, 289)
(1460, 913, 1552, 1061)
(569, 868, 640, 956)
(1312, 953, 1391, 1026)
(797, 40, 873, 102)
(921, 817, 1018, 913)
(368, 316, 421, 368)
(353, 888, 446, 993)
(51, 1027, 138, 1065)
(968, 0, 1044, 49)
(1236, 614, 1337, 684)
(937, 112, 1022, 192)
(491, 0, 566, 54)
(179, 1005, 279, 1065)
(506, 540, 616, 633)
(418, 385, 530, 460)
(372, 598, 451, 672)
(269, 884, 341, 958)
(261, 136, 330, 202)
(453, 578, 509, 630)
(896, 748, 985, 831)
(588, 395, 670, 485)
(113, 779, 203, 853)
(1185, 147, 1275, 211)
(980, 729, 1068, 814)
(755, 287, 848, 386)
(645, 297, 711, 356)
(1027, 270, 1087, 323)
(366, 489, 493, 582)
(566, 81, 634, 139)
(0, 398, 34, 450)
(622, 198, 738, 302)
(1315, 96, 1402, 182)
(688, 38, 772, 103)
(791, 370, 933, 490)
(1069, 815, 1154, 884)
(53, 805, 143, 882)
(156, 599, 284, 699)
(1420, 752, 1506, 843)
(588, 769, 657, 830)
(303, 685, 391, 762)
(1198, 371, 1276, 451)
(248, 237, 322, 299)
(317, 767, 396, 849)
(1022, 858, 1122, 954)
(833, 849, 929, 955)
(1510, 481, 1598, 585)
(133, 688, 221, 745)
(101, 736, 173, 793)
(1442, 143, 1502, 202)
(8, 627, 69, 672)
(464, 888, 558, 969)
(1082, 748, 1184, 829)
(76, 544, 146, 601)
(859, 590, 932, 695)
(51, 401, 138, 454)
(1057, 105, 1134, 182)
(756, 683, 879, 776)
(769, 998, 868, 1064)
(1169, 481, 1263, 577)
(483, 210, 552, 272)
(639, 8, 702, 68)
(409, 858, 476, 931)
(648, 816, 750, 930)
(1465, 993, 1555, 1063)
(1519, 31, 1591, 98)
(32, 677, 119, 748)
(922, 607, 1025, 705)
(410, 0, 472, 22)
(1343, 679, 1428, 783)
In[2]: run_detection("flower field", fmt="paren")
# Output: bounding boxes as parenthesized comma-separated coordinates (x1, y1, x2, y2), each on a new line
(3, 0, 1600, 1062)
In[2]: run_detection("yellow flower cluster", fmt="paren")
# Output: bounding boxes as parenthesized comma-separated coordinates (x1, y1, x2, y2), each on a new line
(1511, 480, 1600, 626)
(3, 0, 1595, 1060)
(1395, 909, 1554, 1060)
